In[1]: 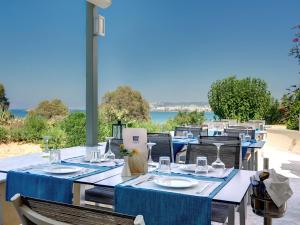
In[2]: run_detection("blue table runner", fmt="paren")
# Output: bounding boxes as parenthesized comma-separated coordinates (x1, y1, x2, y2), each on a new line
(115, 169, 238, 225)
(6, 162, 113, 204)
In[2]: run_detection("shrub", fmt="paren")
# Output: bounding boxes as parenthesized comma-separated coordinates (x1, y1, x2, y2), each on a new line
(265, 99, 284, 125)
(129, 121, 162, 133)
(61, 112, 86, 147)
(42, 125, 67, 149)
(163, 111, 204, 131)
(286, 101, 300, 130)
(23, 115, 47, 142)
(9, 127, 26, 142)
(0, 126, 8, 143)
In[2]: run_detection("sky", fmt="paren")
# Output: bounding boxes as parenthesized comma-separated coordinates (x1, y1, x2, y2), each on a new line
(0, 0, 300, 109)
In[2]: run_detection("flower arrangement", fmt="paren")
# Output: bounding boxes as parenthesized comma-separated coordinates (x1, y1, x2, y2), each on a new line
(119, 144, 139, 157)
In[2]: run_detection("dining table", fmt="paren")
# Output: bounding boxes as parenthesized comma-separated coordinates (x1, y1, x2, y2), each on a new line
(0, 146, 255, 225)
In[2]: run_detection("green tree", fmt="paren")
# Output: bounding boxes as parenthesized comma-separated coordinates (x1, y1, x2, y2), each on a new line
(100, 86, 150, 123)
(61, 112, 86, 147)
(0, 83, 9, 112)
(30, 99, 69, 119)
(265, 99, 284, 125)
(208, 76, 271, 121)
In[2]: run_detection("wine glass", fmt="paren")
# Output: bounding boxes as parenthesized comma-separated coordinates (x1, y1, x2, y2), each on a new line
(212, 142, 225, 169)
(104, 137, 115, 161)
(43, 136, 51, 153)
(245, 127, 251, 142)
(147, 142, 156, 166)
(187, 128, 193, 139)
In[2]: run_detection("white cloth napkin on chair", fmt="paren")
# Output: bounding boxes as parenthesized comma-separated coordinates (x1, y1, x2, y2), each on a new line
(263, 169, 293, 207)
(134, 215, 146, 225)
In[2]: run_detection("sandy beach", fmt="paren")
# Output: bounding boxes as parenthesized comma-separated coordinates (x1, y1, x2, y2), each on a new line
(0, 142, 41, 159)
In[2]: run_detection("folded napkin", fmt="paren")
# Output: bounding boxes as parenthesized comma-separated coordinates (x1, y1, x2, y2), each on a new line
(263, 169, 293, 207)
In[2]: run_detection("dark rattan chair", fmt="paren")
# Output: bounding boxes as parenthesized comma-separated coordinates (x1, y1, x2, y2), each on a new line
(187, 136, 242, 169)
(174, 126, 202, 137)
(186, 136, 240, 224)
(225, 128, 256, 140)
(87, 139, 124, 206)
(11, 194, 144, 225)
(147, 133, 173, 162)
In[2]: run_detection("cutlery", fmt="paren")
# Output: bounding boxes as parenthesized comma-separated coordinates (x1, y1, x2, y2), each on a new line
(196, 183, 212, 195)
(134, 176, 154, 186)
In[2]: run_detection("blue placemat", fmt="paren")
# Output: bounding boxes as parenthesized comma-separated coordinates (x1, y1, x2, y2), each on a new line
(6, 162, 112, 204)
(115, 169, 238, 225)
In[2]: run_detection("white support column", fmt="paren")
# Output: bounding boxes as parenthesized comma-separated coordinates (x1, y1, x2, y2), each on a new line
(86, 2, 98, 146)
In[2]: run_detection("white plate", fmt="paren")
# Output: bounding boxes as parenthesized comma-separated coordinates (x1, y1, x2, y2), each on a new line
(179, 164, 214, 173)
(43, 166, 82, 174)
(153, 176, 198, 188)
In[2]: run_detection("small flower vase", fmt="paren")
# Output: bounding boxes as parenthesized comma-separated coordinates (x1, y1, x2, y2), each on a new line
(121, 156, 132, 177)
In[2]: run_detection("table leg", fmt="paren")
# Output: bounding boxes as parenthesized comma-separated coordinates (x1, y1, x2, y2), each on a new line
(239, 196, 247, 225)
(250, 150, 254, 171)
(0, 182, 20, 225)
(228, 204, 235, 225)
(254, 150, 258, 171)
(73, 183, 85, 206)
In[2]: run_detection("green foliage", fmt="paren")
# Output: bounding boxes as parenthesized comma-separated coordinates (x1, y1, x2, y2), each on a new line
(9, 127, 26, 142)
(0, 110, 12, 125)
(265, 99, 284, 125)
(0, 126, 8, 143)
(0, 83, 9, 112)
(23, 115, 47, 142)
(42, 126, 67, 149)
(286, 100, 300, 130)
(61, 112, 86, 147)
(98, 112, 111, 142)
(129, 121, 162, 133)
(100, 86, 150, 123)
(29, 99, 69, 119)
(208, 76, 271, 121)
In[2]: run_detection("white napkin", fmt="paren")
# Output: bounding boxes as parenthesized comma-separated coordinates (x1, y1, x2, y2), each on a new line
(263, 169, 293, 207)
(134, 215, 145, 225)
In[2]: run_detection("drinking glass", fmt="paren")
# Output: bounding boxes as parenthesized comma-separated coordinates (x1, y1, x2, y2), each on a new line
(147, 142, 156, 165)
(244, 128, 251, 142)
(90, 149, 101, 163)
(104, 137, 115, 161)
(49, 149, 61, 164)
(158, 156, 171, 173)
(187, 129, 193, 139)
(195, 156, 208, 174)
(239, 133, 245, 141)
(211, 142, 225, 169)
(182, 131, 188, 138)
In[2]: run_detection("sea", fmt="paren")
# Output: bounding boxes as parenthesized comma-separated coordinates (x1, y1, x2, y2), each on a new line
(9, 109, 215, 124)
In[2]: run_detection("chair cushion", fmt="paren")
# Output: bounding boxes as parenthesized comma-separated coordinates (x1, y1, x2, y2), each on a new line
(211, 202, 230, 223)
(85, 187, 114, 205)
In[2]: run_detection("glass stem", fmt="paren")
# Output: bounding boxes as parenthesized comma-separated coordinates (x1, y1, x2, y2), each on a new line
(216, 146, 220, 161)
(148, 147, 153, 163)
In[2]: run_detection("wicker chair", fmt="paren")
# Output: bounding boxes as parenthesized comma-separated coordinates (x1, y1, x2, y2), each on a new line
(187, 136, 242, 169)
(11, 194, 145, 225)
(225, 128, 256, 140)
(147, 133, 173, 162)
(174, 126, 202, 137)
(105, 139, 123, 159)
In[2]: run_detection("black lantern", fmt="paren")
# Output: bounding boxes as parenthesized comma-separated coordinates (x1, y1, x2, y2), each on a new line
(112, 120, 126, 139)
